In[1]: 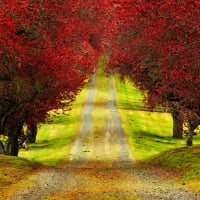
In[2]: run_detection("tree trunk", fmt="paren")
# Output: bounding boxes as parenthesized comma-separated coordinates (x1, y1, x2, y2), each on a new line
(5, 135, 19, 156)
(0, 141, 5, 155)
(26, 123, 37, 143)
(186, 118, 197, 146)
(4, 124, 24, 156)
(187, 130, 193, 146)
(172, 110, 183, 138)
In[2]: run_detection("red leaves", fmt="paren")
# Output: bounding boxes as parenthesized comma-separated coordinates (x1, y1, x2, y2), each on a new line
(0, 0, 104, 133)
(107, 0, 200, 116)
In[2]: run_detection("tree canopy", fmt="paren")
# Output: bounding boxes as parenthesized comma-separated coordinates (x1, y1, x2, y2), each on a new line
(106, 0, 200, 143)
(0, 0, 103, 155)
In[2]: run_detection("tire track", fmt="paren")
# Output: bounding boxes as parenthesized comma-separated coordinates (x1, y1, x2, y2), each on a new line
(108, 75, 133, 161)
(70, 73, 96, 161)
(70, 73, 133, 163)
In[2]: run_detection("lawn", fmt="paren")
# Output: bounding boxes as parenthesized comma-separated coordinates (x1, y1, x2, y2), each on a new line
(115, 76, 200, 191)
(19, 85, 89, 166)
(18, 56, 108, 165)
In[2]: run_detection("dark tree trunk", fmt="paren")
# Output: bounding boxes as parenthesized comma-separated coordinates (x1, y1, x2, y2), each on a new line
(186, 116, 199, 146)
(5, 135, 19, 156)
(26, 123, 37, 143)
(4, 124, 24, 156)
(0, 140, 5, 155)
(172, 110, 183, 138)
(186, 129, 193, 146)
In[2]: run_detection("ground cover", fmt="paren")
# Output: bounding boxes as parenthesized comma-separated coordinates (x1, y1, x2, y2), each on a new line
(0, 155, 41, 198)
(0, 82, 89, 197)
(116, 77, 200, 191)
(0, 156, 36, 186)
(1, 68, 200, 199)
(19, 85, 88, 166)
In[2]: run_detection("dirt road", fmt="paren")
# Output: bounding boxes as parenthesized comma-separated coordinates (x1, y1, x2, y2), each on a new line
(6, 74, 200, 200)
(70, 74, 133, 162)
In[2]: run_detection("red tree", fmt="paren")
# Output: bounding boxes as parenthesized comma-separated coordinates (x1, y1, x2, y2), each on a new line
(0, 0, 103, 155)
(107, 0, 200, 144)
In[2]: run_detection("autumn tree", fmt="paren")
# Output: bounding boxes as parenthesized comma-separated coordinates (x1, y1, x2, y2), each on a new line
(0, 0, 103, 156)
(107, 0, 200, 145)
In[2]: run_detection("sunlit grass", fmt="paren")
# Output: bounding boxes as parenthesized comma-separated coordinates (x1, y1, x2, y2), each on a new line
(19, 86, 89, 166)
(116, 78, 144, 110)
(115, 76, 200, 191)
(115, 77, 185, 161)
(124, 110, 187, 161)
(116, 77, 200, 160)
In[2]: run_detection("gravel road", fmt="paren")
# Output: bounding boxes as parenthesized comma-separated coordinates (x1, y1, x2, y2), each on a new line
(5, 74, 200, 200)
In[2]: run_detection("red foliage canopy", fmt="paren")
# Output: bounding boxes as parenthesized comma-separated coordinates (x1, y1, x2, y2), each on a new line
(0, 0, 103, 136)
(107, 0, 200, 117)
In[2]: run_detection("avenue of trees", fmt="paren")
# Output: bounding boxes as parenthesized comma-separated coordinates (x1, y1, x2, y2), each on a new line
(0, 0, 200, 156)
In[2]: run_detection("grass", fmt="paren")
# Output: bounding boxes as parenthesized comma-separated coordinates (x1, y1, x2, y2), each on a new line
(0, 82, 89, 197)
(19, 86, 89, 166)
(1, 59, 200, 194)
(115, 76, 200, 191)
(151, 147, 200, 191)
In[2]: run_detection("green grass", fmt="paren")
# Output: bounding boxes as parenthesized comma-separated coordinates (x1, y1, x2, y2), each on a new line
(19, 86, 89, 166)
(115, 76, 200, 191)
(19, 56, 108, 166)
(116, 78, 144, 111)
(0, 75, 90, 197)
(115, 77, 188, 161)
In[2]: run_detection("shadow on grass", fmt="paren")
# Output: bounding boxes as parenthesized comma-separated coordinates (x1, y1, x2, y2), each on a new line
(134, 131, 183, 145)
(29, 136, 74, 151)
(119, 104, 168, 113)
(47, 114, 78, 125)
